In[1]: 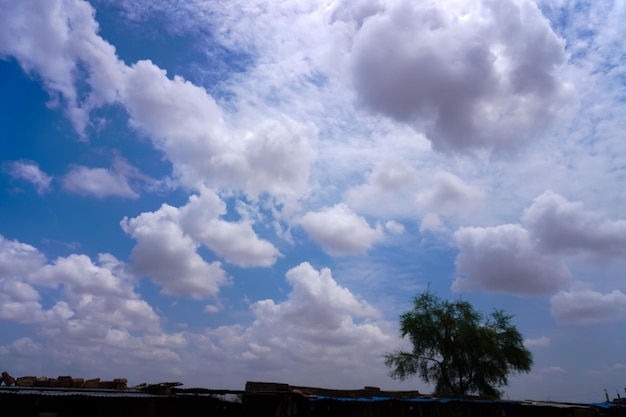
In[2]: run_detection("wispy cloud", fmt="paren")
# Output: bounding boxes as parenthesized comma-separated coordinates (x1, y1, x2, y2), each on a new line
(524, 337, 551, 348)
(5, 160, 53, 195)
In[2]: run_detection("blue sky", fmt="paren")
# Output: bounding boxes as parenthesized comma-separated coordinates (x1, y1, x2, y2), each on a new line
(1, 0, 626, 403)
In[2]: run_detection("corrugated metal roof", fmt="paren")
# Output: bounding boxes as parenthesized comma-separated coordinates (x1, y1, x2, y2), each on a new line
(245, 381, 291, 393)
(249, 382, 424, 400)
(0, 387, 159, 398)
(173, 387, 245, 396)
(519, 401, 591, 409)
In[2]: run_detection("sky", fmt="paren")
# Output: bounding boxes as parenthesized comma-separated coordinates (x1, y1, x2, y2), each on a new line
(0, 0, 625, 403)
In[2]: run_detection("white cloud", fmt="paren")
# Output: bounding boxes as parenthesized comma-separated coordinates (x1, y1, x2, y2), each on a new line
(123, 189, 280, 280)
(188, 262, 398, 387)
(0, 237, 53, 323)
(452, 190, 626, 296)
(344, 159, 420, 219)
(0, 233, 167, 357)
(416, 172, 484, 214)
(539, 366, 566, 374)
(1, 0, 626, 401)
(1, 280, 40, 302)
(276, 262, 380, 328)
(420, 213, 444, 233)
(5, 157, 150, 200)
(0, 235, 46, 279)
(384, 220, 405, 235)
(237, 120, 316, 198)
(331, 0, 384, 29)
(0, 0, 125, 135)
(0, 0, 316, 199)
(1, 338, 44, 357)
(453, 224, 570, 295)
(341, 0, 574, 153)
(121, 204, 229, 299)
(346, 164, 484, 223)
(6, 161, 53, 194)
(524, 336, 550, 348)
(35, 254, 134, 298)
(32, 253, 160, 334)
(179, 190, 281, 268)
(584, 363, 626, 378)
(300, 204, 385, 256)
(522, 190, 626, 259)
(61, 157, 152, 199)
(550, 288, 626, 325)
(122, 60, 316, 197)
(364, 159, 418, 190)
(121, 189, 282, 296)
(0, 280, 44, 323)
(204, 304, 222, 314)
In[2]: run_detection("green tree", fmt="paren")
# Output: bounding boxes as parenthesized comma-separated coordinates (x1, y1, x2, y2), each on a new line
(384, 288, 533, 399)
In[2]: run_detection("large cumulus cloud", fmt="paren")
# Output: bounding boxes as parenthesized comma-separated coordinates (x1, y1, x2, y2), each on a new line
(121, 188, 281, 298)
(0, 234, 182, 373)
(452, 191, 626, 297)
(522, 190, 626, 259)
(183, 262, 399, 387)
(453, 224, 570, 294)
(300, 204, 385, 256)
(337, 0, 573, 153)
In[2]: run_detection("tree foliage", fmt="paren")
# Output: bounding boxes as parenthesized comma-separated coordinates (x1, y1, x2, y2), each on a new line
(384, 289, 533, 399)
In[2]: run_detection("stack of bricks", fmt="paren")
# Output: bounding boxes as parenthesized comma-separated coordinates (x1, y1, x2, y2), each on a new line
(1, 371, 127, 390)
(1, 371, 15, 386)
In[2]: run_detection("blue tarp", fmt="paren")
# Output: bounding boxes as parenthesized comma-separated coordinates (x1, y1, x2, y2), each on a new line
(309, 395, 500, 403)
(590, 402, 626, 409)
